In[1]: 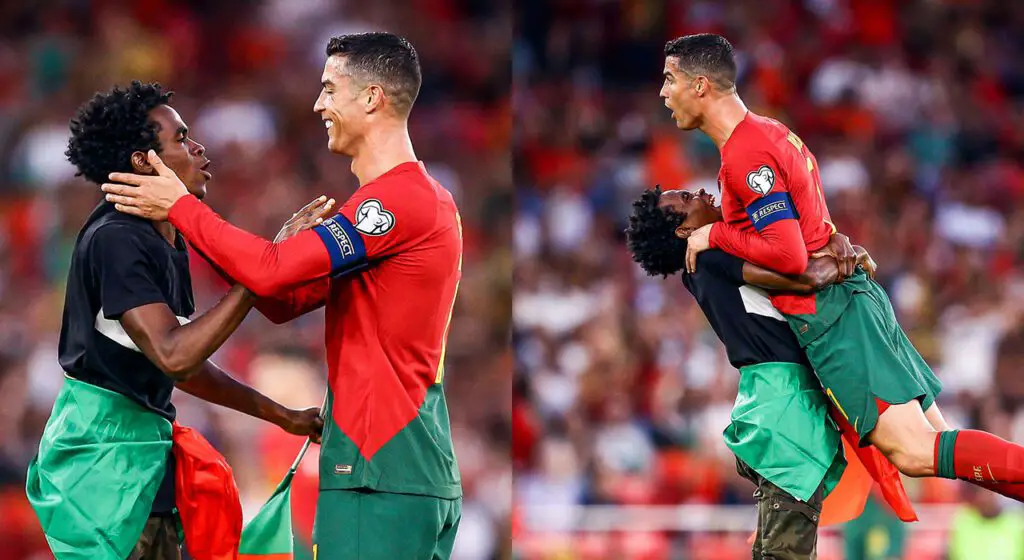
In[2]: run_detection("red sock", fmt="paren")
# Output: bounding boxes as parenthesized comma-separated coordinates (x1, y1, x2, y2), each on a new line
(952, 429, 1024, 484)
(969, 480, 1024, 503)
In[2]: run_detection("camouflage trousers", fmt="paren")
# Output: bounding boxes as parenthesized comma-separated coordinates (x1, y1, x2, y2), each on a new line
(127, 514, 182, 560)
(737, 459, 824, 560)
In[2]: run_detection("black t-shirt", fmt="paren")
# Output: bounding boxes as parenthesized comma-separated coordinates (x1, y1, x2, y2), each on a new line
(681, 250, 808, 369)
(58, 201, 195, 513)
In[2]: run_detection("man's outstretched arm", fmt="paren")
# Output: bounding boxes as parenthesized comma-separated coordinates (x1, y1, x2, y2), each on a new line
(176, 361, 323, 442)
(193, 196, 335, 323)
(102, 151, 364, 298)
(104, 151, 436, 300)
(168, 197, 339, 297)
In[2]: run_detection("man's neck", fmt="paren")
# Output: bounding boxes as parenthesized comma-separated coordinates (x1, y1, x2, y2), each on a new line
(699, 93, 749, 150)
(350, 121, 418, 186)
(152, 220, 176, 246)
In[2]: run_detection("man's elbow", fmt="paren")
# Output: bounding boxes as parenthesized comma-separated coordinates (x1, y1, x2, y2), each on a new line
(243, 276, 286, 299)
(153, 345, 202, 381)
(157, 356, 200, 382)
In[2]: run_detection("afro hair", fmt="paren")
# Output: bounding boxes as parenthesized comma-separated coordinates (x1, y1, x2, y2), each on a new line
(625, 186, 689, 277)
(66, 81, 173, 186)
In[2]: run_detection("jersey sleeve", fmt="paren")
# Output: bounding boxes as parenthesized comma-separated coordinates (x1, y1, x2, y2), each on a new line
(191, 243, 328, 324)
(711, 146, 808, 275)
(694, 250, 746, 284)
(724, 147, 799, 231)
(310, 179, 437, 276)
(90, 226, 167, 319)
(253, 281, 330, 324)
(167, 195, 333, 297)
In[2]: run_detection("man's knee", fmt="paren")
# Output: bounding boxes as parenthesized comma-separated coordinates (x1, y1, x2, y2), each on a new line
(885, 448, 934, 477)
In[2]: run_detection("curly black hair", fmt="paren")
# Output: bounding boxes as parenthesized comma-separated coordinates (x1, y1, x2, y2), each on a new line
(625, 186, 689, 278)
(66, 81, 173, 185)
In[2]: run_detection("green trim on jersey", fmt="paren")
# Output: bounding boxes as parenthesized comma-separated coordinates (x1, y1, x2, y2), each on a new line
(319, 384, 462, 498)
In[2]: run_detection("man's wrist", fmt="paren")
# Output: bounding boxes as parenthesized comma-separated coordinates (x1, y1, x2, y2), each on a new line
(167, 194, 201, 227)
(261, 400, 290, 427)
(229, 284, 257, 304)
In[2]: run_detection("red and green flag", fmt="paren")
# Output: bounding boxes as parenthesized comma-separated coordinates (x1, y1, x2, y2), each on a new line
(239, 437, 314, 560)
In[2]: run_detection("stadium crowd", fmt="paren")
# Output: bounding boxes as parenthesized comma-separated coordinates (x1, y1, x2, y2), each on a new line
(0, 1, 511, 558)
(513, 0, 1024, 558)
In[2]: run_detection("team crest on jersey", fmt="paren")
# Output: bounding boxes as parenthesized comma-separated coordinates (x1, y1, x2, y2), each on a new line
(746, 165, 776, 197)
(354, 199, 395, 235)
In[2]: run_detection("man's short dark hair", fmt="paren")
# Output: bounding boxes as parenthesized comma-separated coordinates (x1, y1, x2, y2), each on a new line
(664, 33, 737, 91)
(326, 32, 421, 117)
(625, 186, 689, 278)
(66, 81, 172, 186)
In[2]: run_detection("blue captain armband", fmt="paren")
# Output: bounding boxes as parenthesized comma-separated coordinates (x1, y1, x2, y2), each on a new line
(746, 192, 798, 232)
(312, 216, 369, 277)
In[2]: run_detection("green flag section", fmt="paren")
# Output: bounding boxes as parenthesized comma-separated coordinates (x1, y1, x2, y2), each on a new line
(239, 470, 298, 560)
(240, 431, 318, 560)
(25, 376, 172, 560)
(723, 362, 845, 502)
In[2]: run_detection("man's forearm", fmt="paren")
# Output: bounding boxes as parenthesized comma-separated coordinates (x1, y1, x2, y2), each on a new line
(175, 360, 287, 426)
(148, 285, 256, 378)
(193, 245, 327, 325)
(120, 286, 256, 378)
(742, 257, 839, 294)
(168, 195, 332, 297)
(742, 262, 816, 293)
(800, 256, 840, 289)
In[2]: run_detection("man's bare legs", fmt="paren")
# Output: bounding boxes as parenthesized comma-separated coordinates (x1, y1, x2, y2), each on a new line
(861, 399, 1024, 502)
(867, 400, 937, 477)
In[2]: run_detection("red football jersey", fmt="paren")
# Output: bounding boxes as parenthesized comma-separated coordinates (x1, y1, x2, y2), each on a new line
(714, 112, 838, 314)
(313, 161, 462, 496)
(168, 161, 463, 497)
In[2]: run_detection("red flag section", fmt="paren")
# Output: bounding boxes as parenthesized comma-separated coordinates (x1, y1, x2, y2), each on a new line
(820, 408, 918, 525)
(172, 422, 243, 560)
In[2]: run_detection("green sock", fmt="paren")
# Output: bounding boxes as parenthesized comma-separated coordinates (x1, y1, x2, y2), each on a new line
(936, 430, 959, 479)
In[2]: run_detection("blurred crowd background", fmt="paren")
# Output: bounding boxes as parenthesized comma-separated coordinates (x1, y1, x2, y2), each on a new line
(0, 1, 511, 558)
(513, 0, 1024, 558)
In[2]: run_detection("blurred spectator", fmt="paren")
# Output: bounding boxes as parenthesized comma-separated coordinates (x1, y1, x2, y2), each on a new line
(843, 495, 908, 560)
(0, 1, 511, 559)
(947, 485, 1024, 560)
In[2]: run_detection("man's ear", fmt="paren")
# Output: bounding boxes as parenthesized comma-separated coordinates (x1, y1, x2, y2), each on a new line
(674, 225, 693, 239)
(695, 76, 709, 97)
(130, 151, 154, 174)
(364, 85, 385, 114)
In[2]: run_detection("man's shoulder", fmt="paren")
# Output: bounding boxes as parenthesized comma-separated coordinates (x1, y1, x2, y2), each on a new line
(744, 112, 793, 139)
(357, 164, 449, 208)
(681, 252, 740, 295)
(726, 116, 790, 160)
(79, 205, 160, 256)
